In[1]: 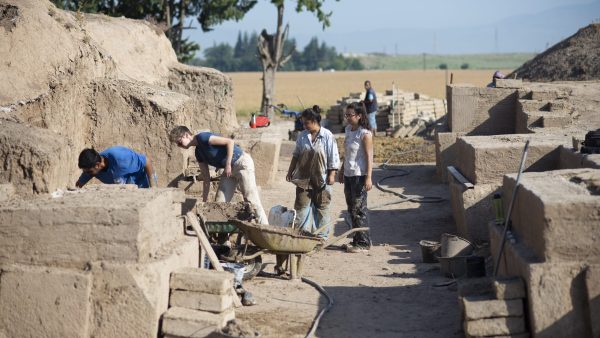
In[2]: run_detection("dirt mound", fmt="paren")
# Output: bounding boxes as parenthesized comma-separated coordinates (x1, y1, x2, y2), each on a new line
(0, 0, 237, 196)
(337, 137, 435, 164)
(510, 24, 600, 81)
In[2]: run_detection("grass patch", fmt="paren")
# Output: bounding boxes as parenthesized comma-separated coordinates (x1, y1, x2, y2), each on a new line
(359, 53, 535, 70)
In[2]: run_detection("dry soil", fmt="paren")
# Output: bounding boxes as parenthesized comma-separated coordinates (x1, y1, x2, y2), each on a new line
(234, 121, 461, 338)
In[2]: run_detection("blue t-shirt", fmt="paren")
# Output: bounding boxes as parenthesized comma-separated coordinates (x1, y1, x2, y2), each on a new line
(195, 132, 242, 168)
(78, 146, 149, 188)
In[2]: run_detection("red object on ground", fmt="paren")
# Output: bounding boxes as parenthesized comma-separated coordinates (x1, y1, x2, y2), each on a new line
(249, 115, 270, 128)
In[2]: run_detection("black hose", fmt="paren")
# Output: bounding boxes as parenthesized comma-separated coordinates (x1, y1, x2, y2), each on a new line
(371, 147, 445, 209)
(302, 277, 333, 338)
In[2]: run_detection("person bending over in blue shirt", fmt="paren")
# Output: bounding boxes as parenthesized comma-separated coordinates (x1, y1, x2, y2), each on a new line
(169, 126, 268, 225)
(76, 146, 156, 188)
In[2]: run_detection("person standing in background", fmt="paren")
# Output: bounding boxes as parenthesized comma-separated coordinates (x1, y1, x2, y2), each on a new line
(286, 105, 340, 238)
(363, 80, 378, 134)
(339, 102, 373, 253)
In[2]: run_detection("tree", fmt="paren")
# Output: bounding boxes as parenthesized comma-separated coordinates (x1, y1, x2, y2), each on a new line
(50, 0, 258, 62)
(257, 0, 337, 116)
(198, 33, 363, 72)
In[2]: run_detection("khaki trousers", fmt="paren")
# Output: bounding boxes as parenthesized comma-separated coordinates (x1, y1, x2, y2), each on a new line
(215, 152, 268, 224)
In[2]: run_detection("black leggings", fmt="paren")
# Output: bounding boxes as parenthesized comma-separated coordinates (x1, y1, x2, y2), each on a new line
(344, 175, 371, 247)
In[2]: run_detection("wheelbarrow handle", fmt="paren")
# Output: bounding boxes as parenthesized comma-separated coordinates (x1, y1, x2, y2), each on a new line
(317, 227, 370, 251)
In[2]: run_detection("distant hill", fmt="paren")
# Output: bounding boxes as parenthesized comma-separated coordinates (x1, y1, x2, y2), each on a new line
(509, 24, 600, 81)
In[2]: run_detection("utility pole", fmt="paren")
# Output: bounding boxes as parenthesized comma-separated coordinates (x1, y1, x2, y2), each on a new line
(422, 53, 427, 71)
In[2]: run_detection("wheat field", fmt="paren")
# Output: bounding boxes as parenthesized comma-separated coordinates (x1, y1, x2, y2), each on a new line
(226, 69, 512, 115)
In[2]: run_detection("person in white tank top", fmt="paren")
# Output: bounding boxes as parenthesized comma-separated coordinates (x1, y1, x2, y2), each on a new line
(338, 101, 373, 252)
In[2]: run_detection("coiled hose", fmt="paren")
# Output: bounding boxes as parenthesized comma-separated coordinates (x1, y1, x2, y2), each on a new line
(371, 147, 445, 209)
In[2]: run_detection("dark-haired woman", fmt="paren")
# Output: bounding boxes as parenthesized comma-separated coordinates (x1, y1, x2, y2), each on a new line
(286, 105, 340, 238)
(339, 102, 373, 253)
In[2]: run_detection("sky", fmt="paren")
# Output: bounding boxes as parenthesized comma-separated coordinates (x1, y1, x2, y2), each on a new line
(184, 0, 600, 55)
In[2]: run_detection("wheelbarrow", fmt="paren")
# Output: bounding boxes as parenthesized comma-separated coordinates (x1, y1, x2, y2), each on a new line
(186, 201, 265, 280)
(229, 219, 369, 280)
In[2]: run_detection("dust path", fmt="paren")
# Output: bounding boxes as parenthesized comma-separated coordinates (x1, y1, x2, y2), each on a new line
(236, 123, 460, 338)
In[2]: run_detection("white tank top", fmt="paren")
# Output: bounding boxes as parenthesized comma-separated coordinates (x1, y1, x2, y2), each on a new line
(343, 125, 371, 177)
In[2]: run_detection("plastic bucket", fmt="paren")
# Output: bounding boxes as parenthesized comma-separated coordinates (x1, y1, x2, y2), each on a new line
(419, 240, 441, 263)
(440, 233, 474, 257)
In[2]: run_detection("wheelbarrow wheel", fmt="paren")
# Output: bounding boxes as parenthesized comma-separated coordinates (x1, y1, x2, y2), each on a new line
(242, 255, 263, 280)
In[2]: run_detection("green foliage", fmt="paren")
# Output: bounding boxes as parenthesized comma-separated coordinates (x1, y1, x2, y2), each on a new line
(438, 63, 448, 70)
(49, 0, 256, 63)
(460, 63, 469, 69)
(195, 33, 364, 72)
(51, 0, 100, 12)
(292, 0, 338, 29)
(197, 0, 257, 31)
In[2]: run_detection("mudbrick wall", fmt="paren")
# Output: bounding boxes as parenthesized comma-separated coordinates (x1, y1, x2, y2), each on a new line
(0, 185, 198, 337)
(0, 0, 238, 195)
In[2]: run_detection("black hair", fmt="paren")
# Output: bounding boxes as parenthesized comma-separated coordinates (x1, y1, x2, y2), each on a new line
(78, 148, 101, 169)
(364, 80, 371, 86)
(301, 105, 322, 124)
(346, 101, 371, 131)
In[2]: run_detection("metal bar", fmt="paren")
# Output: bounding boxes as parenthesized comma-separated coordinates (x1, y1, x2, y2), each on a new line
(493, 140, 530, 277)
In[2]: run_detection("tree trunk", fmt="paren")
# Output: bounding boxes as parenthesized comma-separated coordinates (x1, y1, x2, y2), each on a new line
(258, 3, 288, 118)
(261, 67, 276, 115)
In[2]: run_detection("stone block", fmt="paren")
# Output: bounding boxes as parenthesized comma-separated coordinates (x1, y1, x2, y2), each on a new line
(458, 277, 526, 300)
(585, 265, 600, 338)
(493, 278, 527, 300)
(170, 290, 233, 313)
(236, 139, 281, 187)
(0, 184, 14, 202)
(559, 146, 600, 170)
(435, 130, 466, 182)
(171, 268, 234, 295)
(463, 297, 524, 320)
(0, 121, 75, 196)
(456, 134, 570, 185)
(0, 265, 92, 338)
(503, 169, 600, 263)
(464, 317, 526, 337)
(448, 175, 498, 242)
(162, 307, 235, 337)
(446, 84, 517, 135)
(495, 79, 523, 89)
(0, 187, 186, 268)
(88, 236, 198, 338)
(489, 222, 592, 337)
